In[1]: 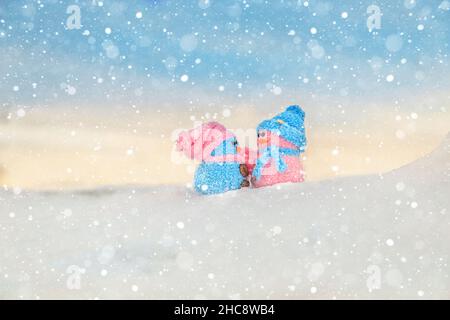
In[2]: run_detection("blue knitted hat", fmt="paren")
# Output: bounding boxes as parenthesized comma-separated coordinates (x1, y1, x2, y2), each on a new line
(257, 105, 307, 151)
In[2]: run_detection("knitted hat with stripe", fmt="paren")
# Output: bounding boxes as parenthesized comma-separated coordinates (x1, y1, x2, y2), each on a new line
(257, 105, 307, 151)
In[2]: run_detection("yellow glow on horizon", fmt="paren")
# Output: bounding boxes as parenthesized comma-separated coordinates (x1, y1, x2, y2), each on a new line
(0, 107, 449, 191)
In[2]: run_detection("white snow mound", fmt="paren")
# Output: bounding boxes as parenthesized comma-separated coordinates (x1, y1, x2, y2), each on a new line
(0, 134, 449, 299)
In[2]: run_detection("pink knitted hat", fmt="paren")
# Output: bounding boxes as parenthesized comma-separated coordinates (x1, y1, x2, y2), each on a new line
(176, 122, 239, 162)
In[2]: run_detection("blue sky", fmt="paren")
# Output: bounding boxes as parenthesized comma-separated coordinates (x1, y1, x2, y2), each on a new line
(0, 0, 449, 112)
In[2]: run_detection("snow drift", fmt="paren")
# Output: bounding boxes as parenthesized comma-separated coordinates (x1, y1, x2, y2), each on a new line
(0, 134, 449, 299)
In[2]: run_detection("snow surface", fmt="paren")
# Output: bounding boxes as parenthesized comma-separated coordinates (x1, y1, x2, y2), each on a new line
(0, 134, 449, 299)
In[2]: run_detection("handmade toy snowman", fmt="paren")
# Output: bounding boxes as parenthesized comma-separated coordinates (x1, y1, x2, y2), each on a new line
(251, 105, 307, 188)
(176, 122, 250, 195)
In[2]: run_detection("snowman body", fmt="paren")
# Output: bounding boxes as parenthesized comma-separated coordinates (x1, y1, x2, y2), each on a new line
(252, 134, 304, 188)
(194, 137, 243, 195)
(194, 162, 243, 195)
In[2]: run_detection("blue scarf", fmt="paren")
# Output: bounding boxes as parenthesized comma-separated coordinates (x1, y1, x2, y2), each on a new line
(252, 146, 301, 181)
